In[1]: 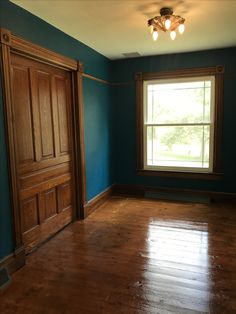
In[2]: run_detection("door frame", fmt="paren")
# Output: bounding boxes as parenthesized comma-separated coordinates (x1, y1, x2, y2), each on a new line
(0, 28, 87, 261)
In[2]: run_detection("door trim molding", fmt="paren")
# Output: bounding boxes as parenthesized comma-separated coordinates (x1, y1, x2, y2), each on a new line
(73, 62, 87, 218)
(0, 28, 77, 70)
(0, 28, 87, 258)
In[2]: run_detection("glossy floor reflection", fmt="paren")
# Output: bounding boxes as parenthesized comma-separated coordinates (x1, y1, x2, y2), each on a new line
(0, 197, 236, 313)
(147, 222, 208, 266)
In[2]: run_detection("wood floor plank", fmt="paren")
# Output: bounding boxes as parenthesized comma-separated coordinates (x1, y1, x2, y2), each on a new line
(1, 196, 236, 313)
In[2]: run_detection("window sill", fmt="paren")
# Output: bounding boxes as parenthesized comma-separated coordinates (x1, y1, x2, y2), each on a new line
(137, 169, 223, 180)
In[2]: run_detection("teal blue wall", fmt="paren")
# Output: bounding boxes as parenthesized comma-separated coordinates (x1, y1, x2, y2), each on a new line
(84, 78, 112, 200)
(0, 0, 110, 79)
(0, 0, 112, 259)
(111, 48, 236, 193)
(0, 72, 13, 260)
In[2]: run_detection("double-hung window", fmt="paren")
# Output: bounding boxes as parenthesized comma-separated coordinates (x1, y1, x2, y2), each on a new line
(136, 67, 224, 179)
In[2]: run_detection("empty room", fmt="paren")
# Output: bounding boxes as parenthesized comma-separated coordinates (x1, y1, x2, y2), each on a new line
(0, 0, 236, 313)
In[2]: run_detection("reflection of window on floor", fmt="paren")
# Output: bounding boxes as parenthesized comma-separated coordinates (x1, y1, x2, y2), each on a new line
(146, 222, 208, 267)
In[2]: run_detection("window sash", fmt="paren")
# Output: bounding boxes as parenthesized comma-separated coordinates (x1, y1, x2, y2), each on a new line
(145, 123, 211, 127)
(144, 124, 214, 172)
(143, 76, 215, 173)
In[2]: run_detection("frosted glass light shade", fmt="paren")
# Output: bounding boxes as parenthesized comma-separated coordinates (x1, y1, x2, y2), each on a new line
(170, 30, 176, 40)
(152, 30, 158, 41)
(178, 24, 185, 34)
(165, 19, 171, 30)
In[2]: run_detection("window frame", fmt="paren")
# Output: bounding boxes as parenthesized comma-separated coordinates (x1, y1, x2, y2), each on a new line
(135, 66, 224, 180)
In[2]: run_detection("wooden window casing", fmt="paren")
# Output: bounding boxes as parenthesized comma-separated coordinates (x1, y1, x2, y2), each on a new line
(136, 66, 224, 180)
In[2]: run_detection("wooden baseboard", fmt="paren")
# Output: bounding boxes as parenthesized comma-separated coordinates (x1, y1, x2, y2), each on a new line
(83, 186, 112, 218)
(0, 246, 25, 275)
(112, 184, 145, 198)
(112, 184, 236, 202)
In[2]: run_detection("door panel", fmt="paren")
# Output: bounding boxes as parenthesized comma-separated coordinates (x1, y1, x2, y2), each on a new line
(21, 196, 39, 233)
(57, 182, 72, 212)
(11, 53, 75, 252)
(37, 71, 55, 160)
(11, 66, 34, 164)
(55, 76, 70, 156)
(41, 188, 57, 221)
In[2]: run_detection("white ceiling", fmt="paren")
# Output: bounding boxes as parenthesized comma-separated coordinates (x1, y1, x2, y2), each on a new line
(11, 0, 236, 60)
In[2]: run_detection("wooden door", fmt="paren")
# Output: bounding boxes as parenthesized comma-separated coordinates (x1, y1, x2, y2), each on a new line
(10, 53, 75, 252)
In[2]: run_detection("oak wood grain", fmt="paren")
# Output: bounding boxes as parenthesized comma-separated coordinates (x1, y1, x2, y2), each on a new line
(0, 28, 86, 258)
(10, 53, 75, 253)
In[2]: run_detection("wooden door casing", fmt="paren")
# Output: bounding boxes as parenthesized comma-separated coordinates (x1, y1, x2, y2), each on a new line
(11, 53, 75, 252)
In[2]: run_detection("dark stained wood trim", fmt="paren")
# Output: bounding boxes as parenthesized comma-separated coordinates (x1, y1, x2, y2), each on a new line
(112, 184, 236, 202)
(213, 68, 224, 172)
(135, 66, 224, 178)
(112, 184, 145, 198)
(82, 72, 133, 86)
(135, 72, 144, 170)
(82, 73, 110, 85)
(0, 28, 77, 70)
(112, 81, 134, 86)
(0, 29, 11, 46)
(137, 169, 223, 180)
(140, 66, 224, 81)
(0, 247, 25, 275)
(72, 62, 87, 218)
(84, 186, 112, 218)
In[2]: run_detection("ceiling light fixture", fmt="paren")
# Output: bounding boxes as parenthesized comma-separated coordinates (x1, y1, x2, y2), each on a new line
(148, 7, 185, 41)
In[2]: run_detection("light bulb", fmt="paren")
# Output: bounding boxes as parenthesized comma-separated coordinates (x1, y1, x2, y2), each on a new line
(152, 29, 158, 41)
(178, 23, 185, 34)
(170, 30, 176, 40)
(165, 18, 171, 30)
(150, 25, 154, 34)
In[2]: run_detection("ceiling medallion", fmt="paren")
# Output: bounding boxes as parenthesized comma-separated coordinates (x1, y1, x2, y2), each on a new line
(148, 7, 185, 41)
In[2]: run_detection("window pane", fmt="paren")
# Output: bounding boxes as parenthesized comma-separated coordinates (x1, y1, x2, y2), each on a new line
(146, 81, 211, 124)
(147, 126, 210, 169)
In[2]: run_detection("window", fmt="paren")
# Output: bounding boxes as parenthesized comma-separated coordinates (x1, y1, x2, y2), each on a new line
(136, 67, 224, 179)
(144, 77, 214, 172)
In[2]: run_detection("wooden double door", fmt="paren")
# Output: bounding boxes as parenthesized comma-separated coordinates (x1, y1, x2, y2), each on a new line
(11, 53, 75, 252)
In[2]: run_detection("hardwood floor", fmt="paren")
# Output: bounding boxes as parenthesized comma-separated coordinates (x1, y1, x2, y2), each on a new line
(1, 196, 236, 313)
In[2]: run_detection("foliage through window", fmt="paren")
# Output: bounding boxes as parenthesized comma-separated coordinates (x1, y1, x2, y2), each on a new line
(136, 67, 224, 177)
(144, 77, 214, 171)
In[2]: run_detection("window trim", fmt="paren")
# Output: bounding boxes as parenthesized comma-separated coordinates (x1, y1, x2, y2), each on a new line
(135, 66, 224, 180)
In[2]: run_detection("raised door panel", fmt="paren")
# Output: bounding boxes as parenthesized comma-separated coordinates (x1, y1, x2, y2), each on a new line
(39, 188, 57, 223)
(37, 71, 55, 160)
(11, 65, 35, 164)
(21, 196, 39, 233)
(57, 182, 72, 212)
(55, 76, 70, 156)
